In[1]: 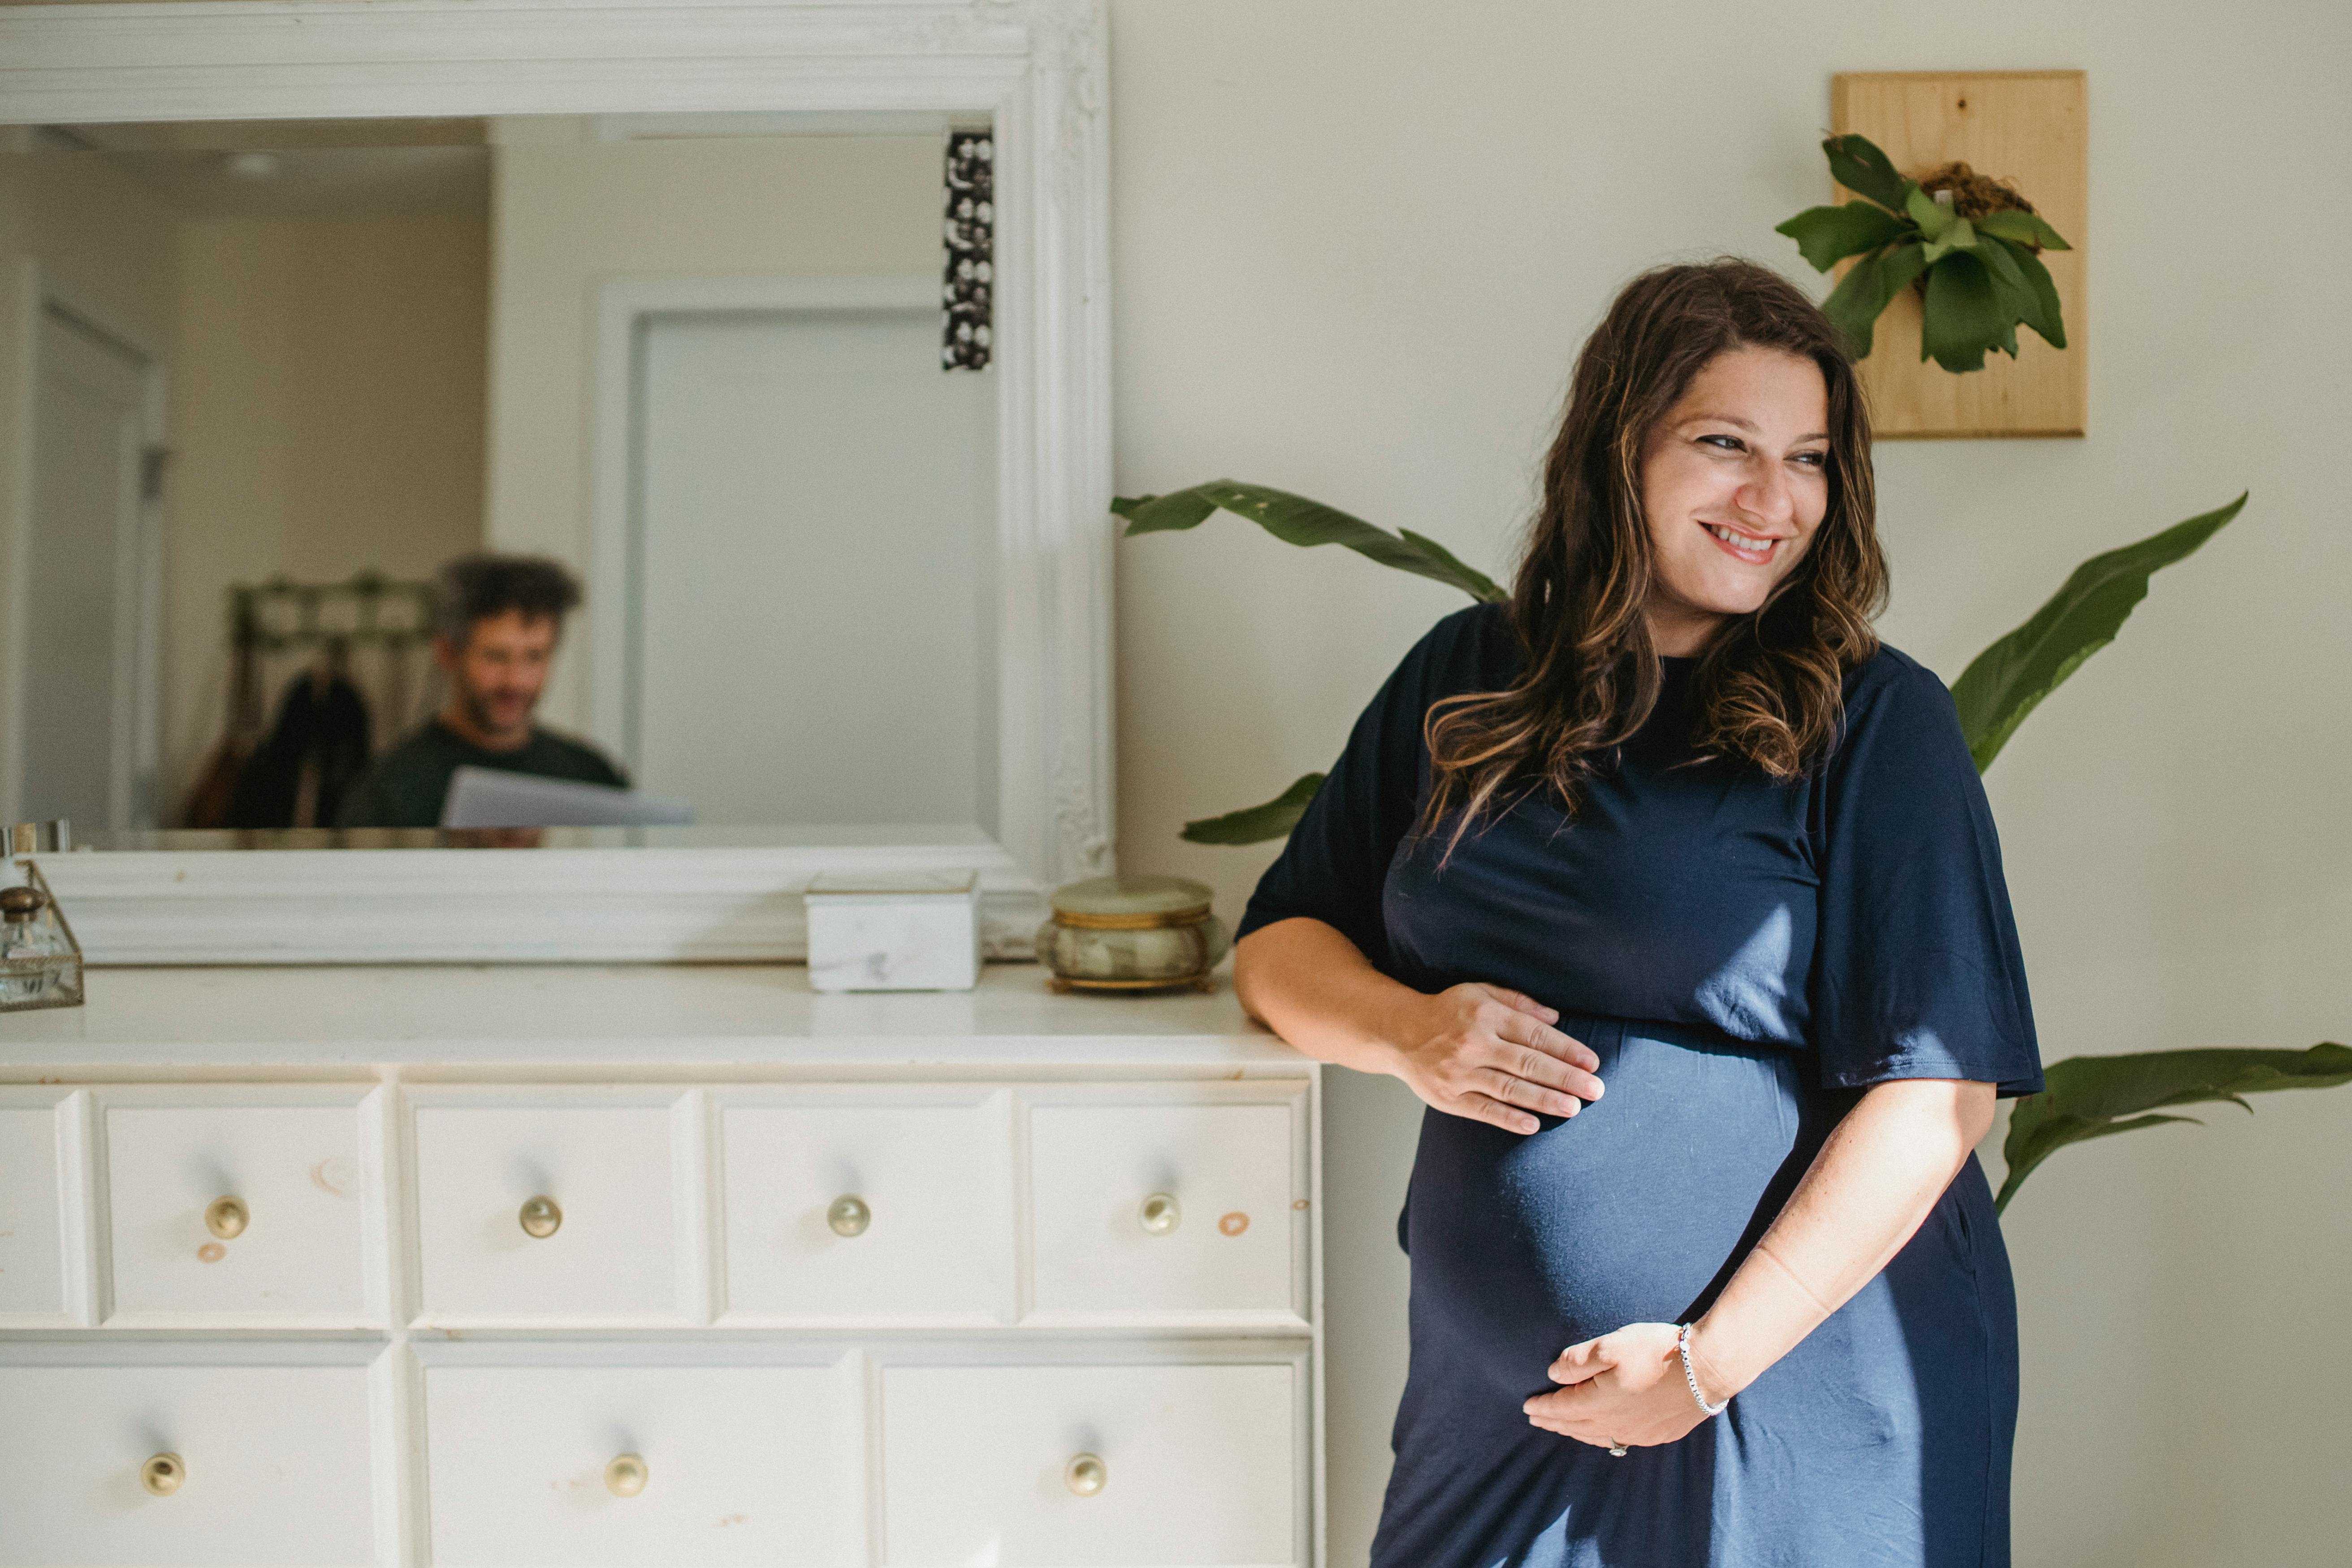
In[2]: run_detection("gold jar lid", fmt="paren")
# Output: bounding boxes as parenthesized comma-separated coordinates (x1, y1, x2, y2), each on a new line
(1048, 874, 1213, 931)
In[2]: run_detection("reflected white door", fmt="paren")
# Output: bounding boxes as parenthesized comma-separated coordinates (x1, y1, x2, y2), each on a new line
(17, 305, 160, 829)
(628, 307, 994, 828)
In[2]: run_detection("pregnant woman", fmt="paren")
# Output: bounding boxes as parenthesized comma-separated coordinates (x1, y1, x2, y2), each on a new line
(1235, 259, 2042, 1566)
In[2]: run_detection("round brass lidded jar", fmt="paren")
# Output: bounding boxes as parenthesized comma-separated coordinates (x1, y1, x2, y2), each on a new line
(1036, 874, 1229, 993)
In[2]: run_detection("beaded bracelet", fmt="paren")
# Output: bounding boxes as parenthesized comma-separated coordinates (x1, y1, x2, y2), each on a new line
(1677, 1322, 1731, 1417)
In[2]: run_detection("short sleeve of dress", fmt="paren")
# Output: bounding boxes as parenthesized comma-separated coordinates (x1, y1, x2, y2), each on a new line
(1237, 605, 1498, 972)
(1812, 652, 2045, 1097)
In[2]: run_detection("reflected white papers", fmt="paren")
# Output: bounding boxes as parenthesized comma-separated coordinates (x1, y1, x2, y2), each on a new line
(440, 765, 694, 829)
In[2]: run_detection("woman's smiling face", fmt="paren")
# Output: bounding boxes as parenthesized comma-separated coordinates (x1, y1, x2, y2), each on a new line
(1638, 346, 1832, 656)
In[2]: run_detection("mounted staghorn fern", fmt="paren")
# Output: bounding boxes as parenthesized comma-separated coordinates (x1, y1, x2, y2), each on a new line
(1116, 481, 2348, 1209)
(1774, 133, 2071, 373)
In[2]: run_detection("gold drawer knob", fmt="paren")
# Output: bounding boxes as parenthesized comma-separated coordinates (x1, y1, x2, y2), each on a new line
(1139, 1192, 1180, 1235)
(1064, 1452, 1106, 1496)
(518, 1195, 563, 1240)
(827, 1194, 871, 1238)
(604, 1453, 648, 1497)
(203, 1197, 248, 1240)
(140, 1452, 185, 1496)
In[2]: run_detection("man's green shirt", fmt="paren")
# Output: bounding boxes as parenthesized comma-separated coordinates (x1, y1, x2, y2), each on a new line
(334, 720, 628, 829)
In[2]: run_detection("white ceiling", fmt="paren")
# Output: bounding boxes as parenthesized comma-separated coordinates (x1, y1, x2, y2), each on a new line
(45, 120, 490, 218)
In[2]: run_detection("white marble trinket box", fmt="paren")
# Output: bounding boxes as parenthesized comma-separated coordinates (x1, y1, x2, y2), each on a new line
(804, 870, 981, 992)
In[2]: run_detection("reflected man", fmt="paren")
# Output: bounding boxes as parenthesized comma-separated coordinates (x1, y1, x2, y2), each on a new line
(335, 555, 626, 829)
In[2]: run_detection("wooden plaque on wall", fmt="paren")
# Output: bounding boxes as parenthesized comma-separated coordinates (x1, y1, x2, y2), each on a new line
(1832, 70, 2086, 439)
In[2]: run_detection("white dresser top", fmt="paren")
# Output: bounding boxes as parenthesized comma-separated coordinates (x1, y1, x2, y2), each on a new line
(0, 963, 1302, 1078)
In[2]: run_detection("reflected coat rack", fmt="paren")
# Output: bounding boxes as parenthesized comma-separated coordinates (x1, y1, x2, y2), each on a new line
(180, 575, 441, 829)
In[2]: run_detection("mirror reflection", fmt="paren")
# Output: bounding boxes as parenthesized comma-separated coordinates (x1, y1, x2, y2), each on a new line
(2, 114, 998, 838)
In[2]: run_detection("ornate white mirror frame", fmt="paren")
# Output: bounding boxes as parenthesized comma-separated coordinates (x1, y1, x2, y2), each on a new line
(0, 0, 1112, 963)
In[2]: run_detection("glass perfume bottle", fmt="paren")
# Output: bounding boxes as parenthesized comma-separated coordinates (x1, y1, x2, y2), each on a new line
(0, 883, 67, 1005)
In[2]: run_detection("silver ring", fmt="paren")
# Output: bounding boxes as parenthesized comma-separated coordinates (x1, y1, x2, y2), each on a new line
(1608, 1442, 1628, 1457)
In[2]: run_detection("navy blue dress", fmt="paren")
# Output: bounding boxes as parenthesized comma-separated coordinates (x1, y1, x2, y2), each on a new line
(1240, 605, 2043, 1568)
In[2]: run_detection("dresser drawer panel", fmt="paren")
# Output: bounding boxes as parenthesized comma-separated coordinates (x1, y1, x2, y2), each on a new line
(718, 1089, 1008, 1323)
(878, 1360, 1300, 1567)
(1027, 1094, 1304, 1322)
(0, 1093, 71, 1322)
(102, 1092, 373, 1325)
(411, 1095, 685, 1323)
(0, 1361, 377, 1567)
(421, 1360, 851, 1567)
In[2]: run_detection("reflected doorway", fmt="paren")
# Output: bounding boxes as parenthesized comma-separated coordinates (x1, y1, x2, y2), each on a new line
(605, 288, 997, 830)
(14, 299, 164, 830)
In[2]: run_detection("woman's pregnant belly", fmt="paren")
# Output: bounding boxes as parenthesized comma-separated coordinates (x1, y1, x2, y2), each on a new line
(1401, 1015, 1822, 1403)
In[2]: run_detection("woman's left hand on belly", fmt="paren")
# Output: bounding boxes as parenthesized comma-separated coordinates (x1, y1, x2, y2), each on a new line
(1522, 1323, 1712, 1450)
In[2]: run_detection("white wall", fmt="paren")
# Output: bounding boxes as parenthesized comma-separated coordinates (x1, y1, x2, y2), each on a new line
(162, 210, 489, 811)
(1105, 3, 2352, 1564)
(483, 128, 944, 735)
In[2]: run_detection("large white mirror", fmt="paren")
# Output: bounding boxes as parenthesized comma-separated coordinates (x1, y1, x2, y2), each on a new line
(12, 115, 999, 836)
(0, 1, 1112, 961)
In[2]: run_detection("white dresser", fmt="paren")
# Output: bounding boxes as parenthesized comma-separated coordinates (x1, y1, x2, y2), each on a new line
(0, 966, 1323, 1568)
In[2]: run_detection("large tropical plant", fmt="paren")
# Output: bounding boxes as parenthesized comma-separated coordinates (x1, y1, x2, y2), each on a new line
(1113, 482, 2349, 1210)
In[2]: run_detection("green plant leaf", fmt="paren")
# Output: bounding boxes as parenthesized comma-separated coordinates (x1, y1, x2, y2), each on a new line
(1822, 133, 1910, 211)
(1988, 235, 2066, 350)
(1819, 241, 1927, 360)
(1919, 251, 2013, 371)
(1974, 229, 2027, 288)
(1181, 772, 1326, 845)
(1113, 481, 1507, 603)
(1973, 235, 2044, 338)
(1918, 214, 1979, 267)
(1397, 530, 1502, 597)
(1904, 183, 1957, 240)
(1112, 489, 1217, 532)
(1997, 1044, 2352, 1212)
(1777, 200, 1912, 272)
(1949, 494, 2248, 772)
(1974, 207, 2072, 251)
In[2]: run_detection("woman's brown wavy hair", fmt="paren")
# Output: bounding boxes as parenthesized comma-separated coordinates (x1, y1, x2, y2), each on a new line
(1420, 259, 1887, 852)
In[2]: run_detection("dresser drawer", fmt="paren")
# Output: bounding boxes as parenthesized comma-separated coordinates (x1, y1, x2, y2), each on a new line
(421, 1357, 851, 1567)
(0, 1357, 377, 1567)
(718, 1088, 1008, 1324)
(0, 1091, 73, 1322)
(1027, 1093, 1304, 1323)
(878, 1359, 1301, 1567)
(101, 1091, 374, 1326)
(411, 1093, 686, 1324)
